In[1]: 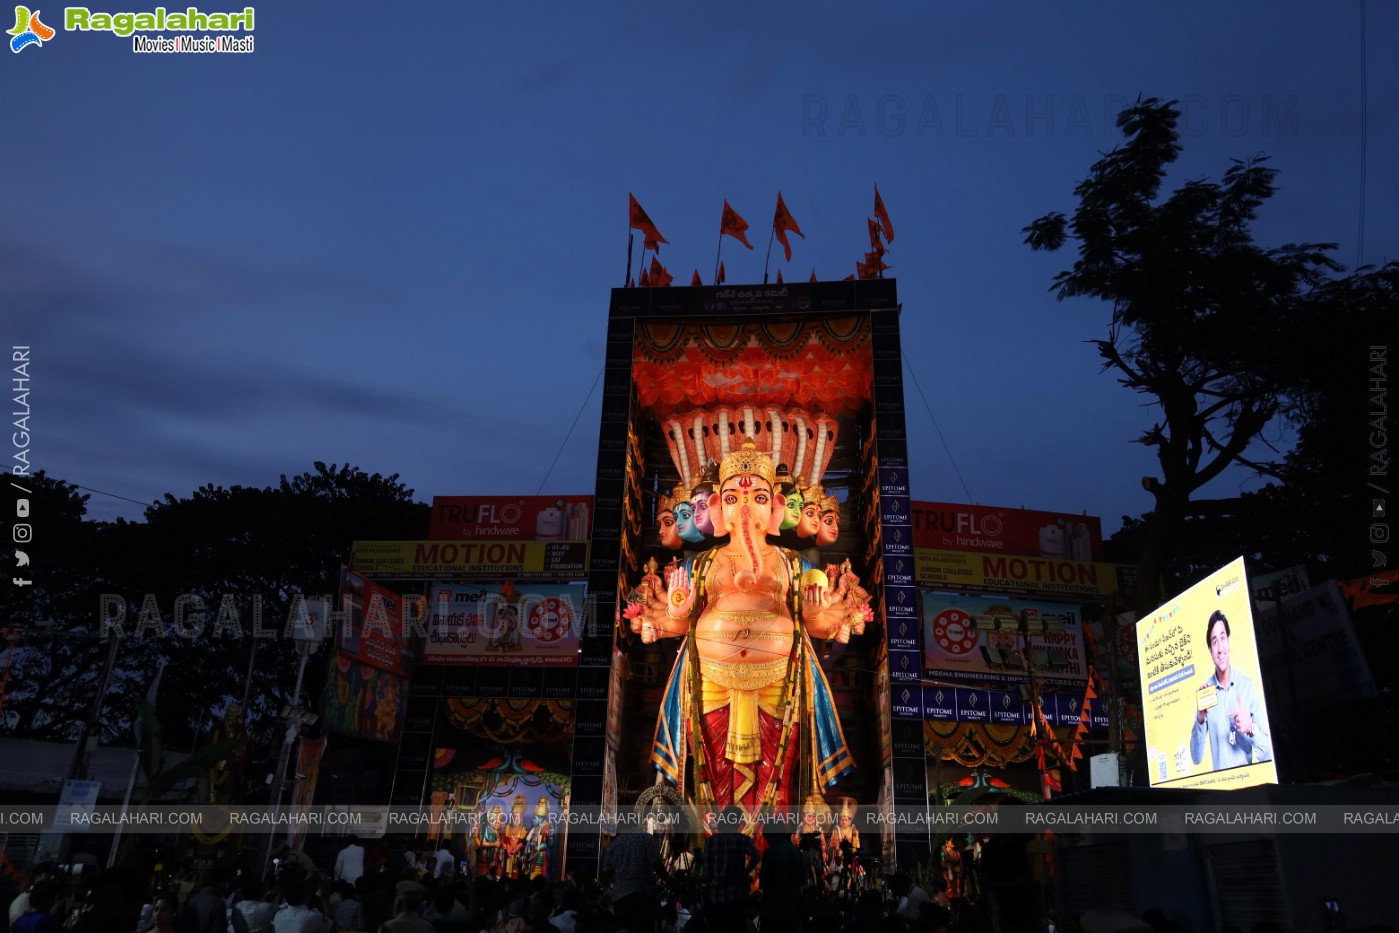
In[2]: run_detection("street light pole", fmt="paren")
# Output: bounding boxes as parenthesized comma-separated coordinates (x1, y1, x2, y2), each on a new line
(260, 644, 311, 878)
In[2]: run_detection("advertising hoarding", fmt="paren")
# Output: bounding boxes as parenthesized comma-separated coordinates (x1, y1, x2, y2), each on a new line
(1255, 580, 1377, 713)
(422, 581, 584, 667)
(338, 569, 414, 676)
(912, 502, 1104, 561)
(1137, 557, 1277, 790)
(915, 548, 1130, 599)
(350, 540, 589, 580)
(922, 593, 1088, 687)
(428, 496, 592, 541)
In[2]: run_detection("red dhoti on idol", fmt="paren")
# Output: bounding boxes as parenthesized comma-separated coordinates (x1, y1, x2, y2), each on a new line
(696, 656, 802, 806)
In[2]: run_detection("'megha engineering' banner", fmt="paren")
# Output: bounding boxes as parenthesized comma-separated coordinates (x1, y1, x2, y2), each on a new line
(422, 582, 585, 666)
(1137, 557, 1277, 791)
(922, 593, 1087, 687)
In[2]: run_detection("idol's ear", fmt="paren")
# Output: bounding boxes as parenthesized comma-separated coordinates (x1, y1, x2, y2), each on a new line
(708, 491, 727, 537)
(767, 493, 786, 536)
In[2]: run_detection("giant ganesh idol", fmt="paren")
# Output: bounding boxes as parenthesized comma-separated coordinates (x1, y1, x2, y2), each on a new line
(626, 440, 871, 811)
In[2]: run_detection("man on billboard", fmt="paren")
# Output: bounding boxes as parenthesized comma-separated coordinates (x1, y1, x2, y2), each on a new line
(1191, 610, 1272, 770)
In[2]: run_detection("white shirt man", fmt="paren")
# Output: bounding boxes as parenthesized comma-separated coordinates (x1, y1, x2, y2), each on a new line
(433, 844, 456, 879)
(334, 836, 366, 885)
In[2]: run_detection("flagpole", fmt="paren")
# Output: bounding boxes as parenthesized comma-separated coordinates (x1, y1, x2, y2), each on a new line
(625, 231, 634, 286)
(762, 227, 775, 284)
(713, 234, 723, 285)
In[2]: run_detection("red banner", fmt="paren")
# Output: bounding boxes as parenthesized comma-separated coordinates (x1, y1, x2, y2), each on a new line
(428, 496, 592, 540)
(339, 569, 416, 676)
(911, 501, 1103, 561)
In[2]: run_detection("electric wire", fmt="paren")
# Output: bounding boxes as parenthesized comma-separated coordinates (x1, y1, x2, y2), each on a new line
(71, 484, 157, 509)
(901, 352, 974, 502)
(536, 368, 604, 494)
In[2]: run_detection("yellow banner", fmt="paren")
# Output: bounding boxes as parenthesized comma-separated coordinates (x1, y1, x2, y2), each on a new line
(1137, 557, 1277, 790)
(914, 548, 1129, 598)
(350, 540, 589, 579)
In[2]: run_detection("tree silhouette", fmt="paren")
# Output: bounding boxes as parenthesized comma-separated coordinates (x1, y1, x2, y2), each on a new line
(1024, 96, 1355, 610)
(2, 463, 428, 762)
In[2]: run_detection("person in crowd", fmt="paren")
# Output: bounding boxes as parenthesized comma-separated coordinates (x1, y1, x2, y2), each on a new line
(232, 878, 278, 933)
(889, 872, 931, 923)
(377, 881, 433, 933)
(8, 862, 58, 928)
(180, 872, 227, 933)
(546, 889, 581, 933)
(331, 881, 364, 933)
(432, 842, 456, 880)
(601, 828, 665, 933)
(758, 824, 803, 933)
(271, 877, 330, 933)
(361, 874, 396, 932)
(421, 884, 470, 931)
(701, 806, 758, 929)
(335, 836, 366, 887)
(272, 847, 317, 881)
(11, 879, 62, 933)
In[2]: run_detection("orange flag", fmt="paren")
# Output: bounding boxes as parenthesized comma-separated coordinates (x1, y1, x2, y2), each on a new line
(867, 218, 885, 252)
(629, 194, 668, 247)
(772, 192, 804, 262)
(873, 184, 894, 242)
(691, 269, 702, 287)
(776, 269, 784, 283)
(720, 201, 754, 249)
(639, 266, 652, 287)
(717, 261, 727, 284)
(842, 273, 855, 281)
(644, 236, 662, 254)
(1338, 570, 1399, 610)
(809, 269, 817, 282)
(650, 257, 673, 287)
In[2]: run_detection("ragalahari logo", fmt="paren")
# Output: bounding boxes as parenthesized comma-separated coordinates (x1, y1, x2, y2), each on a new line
(9, 6, 54, 52)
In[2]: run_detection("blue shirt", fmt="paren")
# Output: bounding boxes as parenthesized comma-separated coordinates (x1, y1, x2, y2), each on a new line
(1190, 668, 1272, 770)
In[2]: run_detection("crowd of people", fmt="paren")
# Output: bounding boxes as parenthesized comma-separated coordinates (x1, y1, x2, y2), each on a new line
(0, 823, 952, 933)
(9, 827, 1389, 933)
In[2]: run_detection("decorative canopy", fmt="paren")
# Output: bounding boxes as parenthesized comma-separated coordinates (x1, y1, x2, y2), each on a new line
(633, 317, 872, 487)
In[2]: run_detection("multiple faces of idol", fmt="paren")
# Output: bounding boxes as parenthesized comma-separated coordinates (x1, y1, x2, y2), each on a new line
(657, 466, 841, 550)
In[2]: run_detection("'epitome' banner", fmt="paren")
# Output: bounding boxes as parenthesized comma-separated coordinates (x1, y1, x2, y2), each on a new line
(423, 582, 585, 666)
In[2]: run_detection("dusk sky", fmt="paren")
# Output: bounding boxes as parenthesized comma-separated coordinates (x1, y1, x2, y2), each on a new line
(5, 3, 1395, 534)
